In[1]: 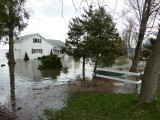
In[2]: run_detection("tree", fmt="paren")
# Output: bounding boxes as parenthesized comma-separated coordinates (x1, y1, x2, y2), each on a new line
(65, 6, 121, 79)
(65, 17, 89, 79)
(82, 6, 121, 72)
(24, 52, 29, 61)
(139, 27, 160, 102)
(0, 0, 30, 64)
(117, 40, 127, 56)
(122, 17, 139, 51)
(50, 49, 53, 55)
(0, 1, 8, 39)
(128, 0, 160, 72)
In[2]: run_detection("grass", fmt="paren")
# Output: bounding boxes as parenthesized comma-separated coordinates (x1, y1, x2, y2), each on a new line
(42, 92, 160, 120)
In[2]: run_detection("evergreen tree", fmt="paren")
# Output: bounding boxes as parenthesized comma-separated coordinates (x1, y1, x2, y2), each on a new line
(65, 6, 121, 79)
(65, 17, 89, 79)
(0, 0, 30, 64)
(0, 1, 8, 39)
(24, 52, 29, 61)
(50, 49, 53, 55)
(82, 6, 121, 72)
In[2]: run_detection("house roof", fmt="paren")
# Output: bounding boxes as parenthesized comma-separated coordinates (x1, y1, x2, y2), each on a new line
(46, 39, 65, 50)
(14, 33, 65, 49)
(14, 33, 46, 43)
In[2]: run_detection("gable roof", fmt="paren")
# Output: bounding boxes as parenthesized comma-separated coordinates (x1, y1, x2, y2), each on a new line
(46, 39, 65, 49)
(14, 33, 45, 43)
(14, 33, 65, 49)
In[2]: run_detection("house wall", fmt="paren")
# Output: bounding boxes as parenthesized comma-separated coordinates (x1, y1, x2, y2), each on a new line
(14, 49, 21, 59)
(14, 42, 22, 59)
(14, 34, 53, 59)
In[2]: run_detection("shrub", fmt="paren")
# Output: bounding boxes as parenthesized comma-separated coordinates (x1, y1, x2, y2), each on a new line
(37, 57, 42, 60)
(38, 55, 62, 70)
(24, 52, 29, 61)
(50, 49, 53, 55)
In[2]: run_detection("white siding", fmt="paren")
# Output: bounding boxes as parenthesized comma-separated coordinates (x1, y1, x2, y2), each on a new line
(14, 43, 22, 59)
(14, 34, 54, 59)
(14, 50, 21, 59)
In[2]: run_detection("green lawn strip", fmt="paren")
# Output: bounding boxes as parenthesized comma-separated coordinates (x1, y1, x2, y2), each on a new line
(43, 92, 160, 120)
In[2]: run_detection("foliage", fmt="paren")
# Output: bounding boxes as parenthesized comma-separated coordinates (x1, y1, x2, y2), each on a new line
(0, 0, 30, 39)
(37, 57, 41, 60)
(0, 1, 8, 39)
(43, 92, 160, 120)
(0, 0, 30, 64)
(38, 55, 62, 70)
(1, 0, 30, 37)
(64, 16, 89, 79)
(98, 53, 117, 67)
(65, 17, 88, 59)
(24, 52, 29, 61)
(50, 49, 53, 55)
(118, 40, 127, 56)
(64, 6, 121, 76)
(82, 6, 121, 69)
(140, 38, 156, 59)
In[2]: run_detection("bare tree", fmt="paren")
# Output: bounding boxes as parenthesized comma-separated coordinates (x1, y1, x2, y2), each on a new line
(139, 26, 160, 102)
(127, 0, 160, 72)
(122, 17, 136, 49)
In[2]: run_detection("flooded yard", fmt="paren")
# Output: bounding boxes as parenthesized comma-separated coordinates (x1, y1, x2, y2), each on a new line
(0, 49, 141, 120)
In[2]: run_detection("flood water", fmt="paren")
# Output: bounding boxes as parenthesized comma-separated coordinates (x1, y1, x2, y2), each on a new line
(0, 49, 140, 120)
(0, 49, 95, 120)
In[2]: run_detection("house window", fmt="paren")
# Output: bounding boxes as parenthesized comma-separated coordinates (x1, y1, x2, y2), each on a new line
(32, 49, 43, 54)
(33, 38, 41, 43)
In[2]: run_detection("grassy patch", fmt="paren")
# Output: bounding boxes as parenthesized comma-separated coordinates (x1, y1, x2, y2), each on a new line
(43, 92, 160, 120)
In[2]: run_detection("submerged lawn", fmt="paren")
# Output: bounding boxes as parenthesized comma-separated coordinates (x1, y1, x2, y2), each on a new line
(43, 92, 160, 120)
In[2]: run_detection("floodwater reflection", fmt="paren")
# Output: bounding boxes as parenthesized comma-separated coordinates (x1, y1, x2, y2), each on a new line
(40, 69, 61, 80)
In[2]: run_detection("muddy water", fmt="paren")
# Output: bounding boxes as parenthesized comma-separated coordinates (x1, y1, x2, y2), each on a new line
(0, 49, 94, 120)
(0, 50, 138, 120)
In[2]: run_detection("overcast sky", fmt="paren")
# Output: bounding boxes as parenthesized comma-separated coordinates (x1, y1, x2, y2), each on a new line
(23, 0, 76, 42)
(1, 0, 125, 49)
(23, 0, 125, 41)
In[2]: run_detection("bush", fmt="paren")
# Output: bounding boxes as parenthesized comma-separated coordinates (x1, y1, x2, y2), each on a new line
(38, 55, 62, 70)
(24, 52, 29, 61)
(37, 57, 42, 60)
(50, 49, 53, 55)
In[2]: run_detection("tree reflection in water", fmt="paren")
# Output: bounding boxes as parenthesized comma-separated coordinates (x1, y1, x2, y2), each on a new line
(9, 64, 16, 118)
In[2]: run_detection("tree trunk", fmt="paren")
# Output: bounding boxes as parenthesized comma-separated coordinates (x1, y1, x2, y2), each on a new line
(130, 0, 151, 72)
(9, 64, 16, 103)
(82, 57, 85, 80)
(139, 28, 160, 102)
(8, 28, 15, 64)
(8, 3, 15, 64)
(93, 56, 99, 74)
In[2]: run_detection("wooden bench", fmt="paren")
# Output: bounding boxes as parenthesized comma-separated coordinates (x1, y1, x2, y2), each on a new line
(94, 68, 143, 85)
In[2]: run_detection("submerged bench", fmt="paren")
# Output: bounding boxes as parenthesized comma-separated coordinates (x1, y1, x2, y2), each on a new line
(94, 68, 143, 85)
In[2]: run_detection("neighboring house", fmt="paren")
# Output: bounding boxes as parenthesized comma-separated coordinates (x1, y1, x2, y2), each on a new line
(14, 33, 65, 59)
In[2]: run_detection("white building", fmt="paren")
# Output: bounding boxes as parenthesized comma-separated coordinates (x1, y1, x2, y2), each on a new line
(14, 33, 65, 59)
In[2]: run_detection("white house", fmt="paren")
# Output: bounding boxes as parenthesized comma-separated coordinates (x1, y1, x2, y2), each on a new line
(14, 33, 65, 59)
